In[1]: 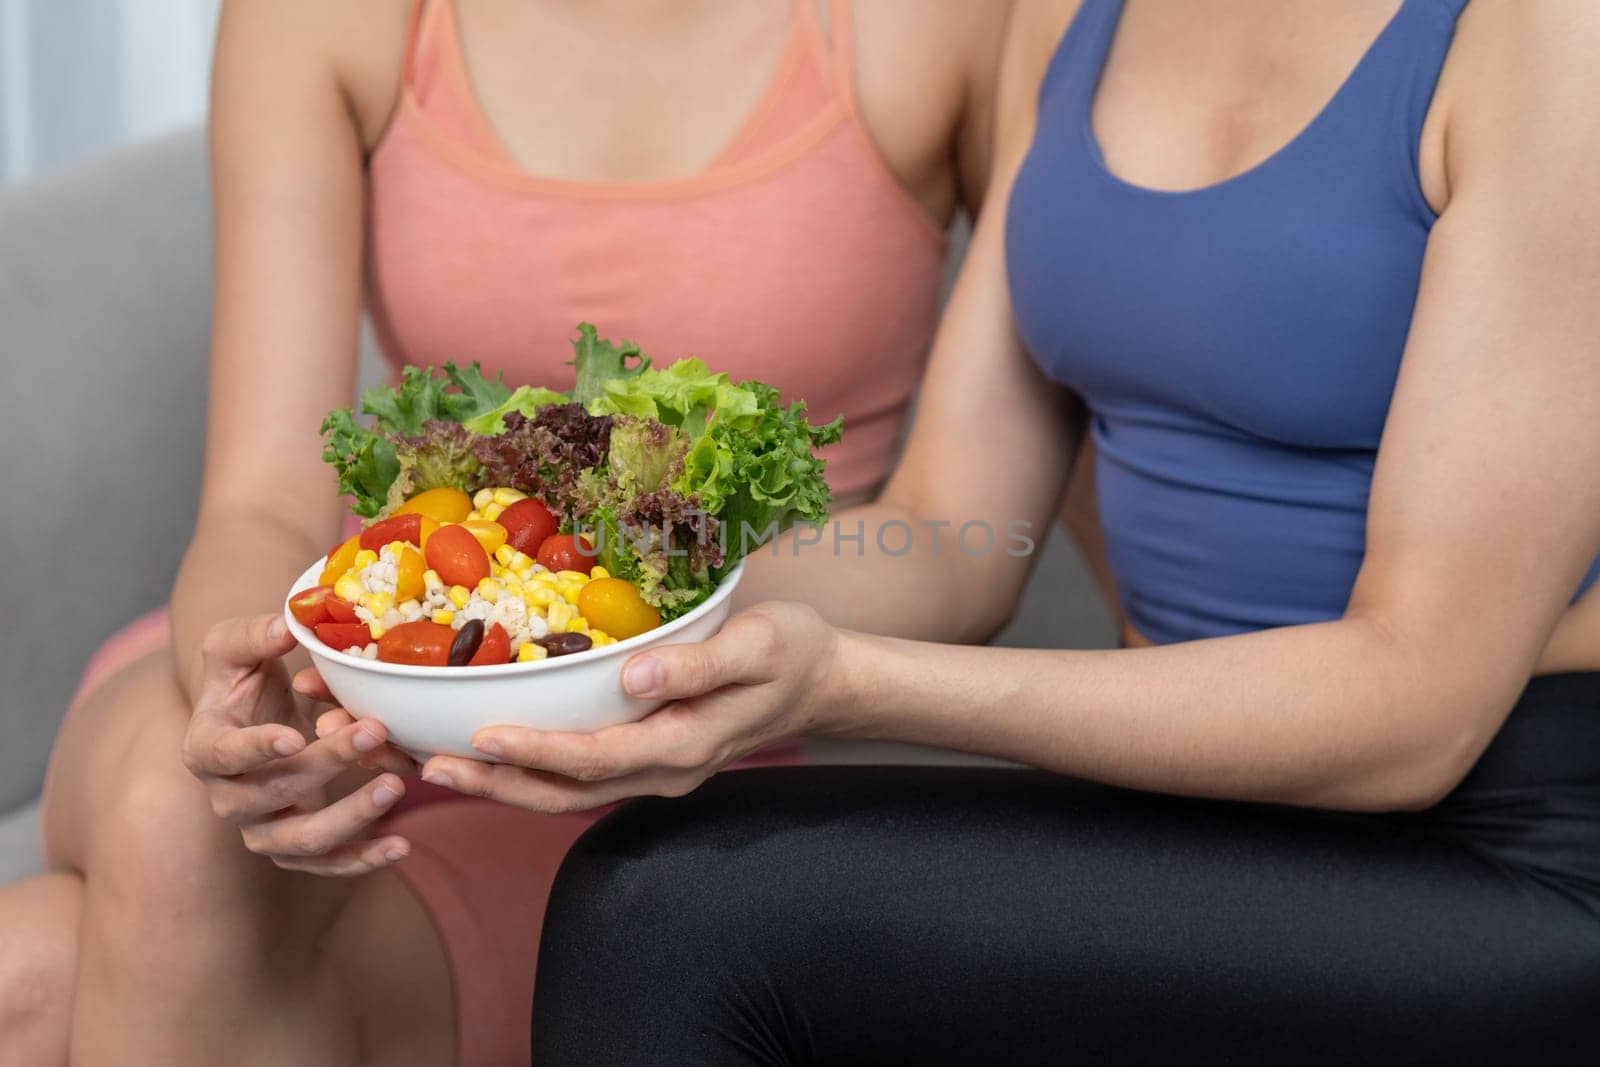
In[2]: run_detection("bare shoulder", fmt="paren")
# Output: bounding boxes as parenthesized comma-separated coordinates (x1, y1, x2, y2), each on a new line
(1440, 0, 1600, 191)
(1006, 0, 1082, 89)
(850, 0, 1011, 102)
(992, 0, 1082, 142)
(214, 0, 413, 151)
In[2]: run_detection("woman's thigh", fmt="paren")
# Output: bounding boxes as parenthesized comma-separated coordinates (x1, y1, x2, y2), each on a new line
(41, 647, 313, 922)
(38, 646, 457, 1066)
(41, 647, 210, 873)
(533, 767, 1600, 1066)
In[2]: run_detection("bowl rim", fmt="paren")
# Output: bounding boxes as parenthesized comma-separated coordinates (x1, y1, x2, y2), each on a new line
(284, 556, 743, 678)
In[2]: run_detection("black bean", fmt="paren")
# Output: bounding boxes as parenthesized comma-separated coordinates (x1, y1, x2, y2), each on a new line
(449, 619, 485, 666)
(537, 632, 593, 657)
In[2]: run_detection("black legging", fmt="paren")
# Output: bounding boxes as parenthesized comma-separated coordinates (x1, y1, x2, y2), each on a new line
(532, 674, 1600, 1065)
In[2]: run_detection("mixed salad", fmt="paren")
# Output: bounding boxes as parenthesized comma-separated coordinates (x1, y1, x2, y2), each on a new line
(287, 324, 842, 666)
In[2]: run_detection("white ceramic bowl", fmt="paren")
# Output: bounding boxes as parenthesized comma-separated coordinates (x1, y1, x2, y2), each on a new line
(284, 559, 743, 760)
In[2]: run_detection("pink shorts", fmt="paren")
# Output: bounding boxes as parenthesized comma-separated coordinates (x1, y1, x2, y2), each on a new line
(385, 737, 802, 1065)
(79, 610, 804, 1066)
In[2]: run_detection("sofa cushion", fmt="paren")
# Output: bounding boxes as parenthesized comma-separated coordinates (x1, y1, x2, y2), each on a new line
(0, 128, 211, 813)
(0, 801, 45, 886)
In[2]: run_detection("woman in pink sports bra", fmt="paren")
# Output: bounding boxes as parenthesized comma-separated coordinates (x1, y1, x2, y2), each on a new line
(0, 2, 1010, 1065)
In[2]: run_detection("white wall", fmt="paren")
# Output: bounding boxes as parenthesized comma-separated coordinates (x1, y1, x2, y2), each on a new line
(0, 0, 220, 183)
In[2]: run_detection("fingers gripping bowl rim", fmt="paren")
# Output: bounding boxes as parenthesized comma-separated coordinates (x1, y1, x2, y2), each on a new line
(283, 558, 744, 760)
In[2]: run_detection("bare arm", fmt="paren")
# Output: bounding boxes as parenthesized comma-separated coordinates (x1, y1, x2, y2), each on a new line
(169, 0, 390, 701)
(734, 0, 1077, 643)
(813, 0, 1600, 811)
(166, 0, 425, 877)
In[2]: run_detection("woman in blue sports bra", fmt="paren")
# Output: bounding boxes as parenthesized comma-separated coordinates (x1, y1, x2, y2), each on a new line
(403, 1, 1600, 1060)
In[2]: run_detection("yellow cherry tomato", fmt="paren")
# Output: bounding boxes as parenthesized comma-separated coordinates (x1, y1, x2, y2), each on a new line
(459, 519, 509, 556)
(577, 579, 661, 641)
(394, 543, 426, 603)
(396, 487, 474, 525)
(318, 534, 361, 585)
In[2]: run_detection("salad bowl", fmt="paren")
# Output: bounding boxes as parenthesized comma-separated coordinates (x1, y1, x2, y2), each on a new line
(296, 322, 837, 759)
(284, 557, 744, 760)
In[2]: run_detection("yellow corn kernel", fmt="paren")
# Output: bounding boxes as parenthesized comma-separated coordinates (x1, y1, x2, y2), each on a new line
(589, 630, 613, 646)
(359, 592, 395, 617)
(476, 578, 503, 603)
(384, 540, 410, 559)
(503, 578, 524, 598)
(494, 544, 516, 567)
(518, 642, 548, 663)
(525, 586, 557, 608)
(472, 488, 495, 510)
(482, 501, 505, 522)
(564, 616, 590, 635)
(423, 569, 444, 590)
(431, 609, 455, 626)
(546, 600, 574, 631)
(333, 574, 365, 604)
(528, 570, 559, 586)
(492, 487, 526, 507)
(466, 509, 483, 521)
(555, 570, 590, 584)
(353, 548, 379, 570)
(447, 585, 472, 609)
(510, 551, 535, 573)
(589, 566, 610, 580)
(560, 584, 583, 606)
(368, 620, 388, 640)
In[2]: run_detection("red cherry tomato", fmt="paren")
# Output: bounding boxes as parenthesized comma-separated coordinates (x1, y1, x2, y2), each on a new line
(468, 623, 512, 666)
(288, 585, 337, 627)
(424, 524, 491, 589)
(314, 621, 374, 651)
(536, 534, 594, 575)
(376, 621, 455, 666)
(325, 596, 359, 624)
(500, 498, 561, 557)
(359, 512, 437, 552)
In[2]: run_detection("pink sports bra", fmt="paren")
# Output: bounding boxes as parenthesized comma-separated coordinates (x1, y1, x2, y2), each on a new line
(365, 0, 949, 498)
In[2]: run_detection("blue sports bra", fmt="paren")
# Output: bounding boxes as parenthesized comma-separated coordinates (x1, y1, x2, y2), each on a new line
(1006, 0, 1599, 645)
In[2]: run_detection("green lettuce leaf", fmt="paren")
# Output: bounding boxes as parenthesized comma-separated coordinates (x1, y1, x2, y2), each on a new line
(318, 326, 842, 604)
(590, 358, 714, 427)
(442, 362, 516, 420)
(461, 385, 571, 436)
(571, 323, 649, 406)
(360, 362, 512, 436)
(709, 396, 842, 573)
(320, 408, 400, 519)
(586, 345, 843, 572)
(583, 492, 721, 619)
(586, 356, 765, 437)
(607, 417, 688, 498)
(380, 420, 489, 517)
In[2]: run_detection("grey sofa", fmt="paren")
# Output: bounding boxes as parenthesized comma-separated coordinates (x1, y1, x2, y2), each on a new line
(0, 128, 1116, 887)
